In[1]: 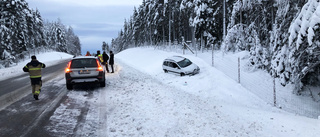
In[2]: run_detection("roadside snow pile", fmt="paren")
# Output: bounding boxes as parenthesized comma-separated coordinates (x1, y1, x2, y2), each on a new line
(117, 48, 267, 108)
(112, 47, 320, 137)
(0, 52, 73, 81)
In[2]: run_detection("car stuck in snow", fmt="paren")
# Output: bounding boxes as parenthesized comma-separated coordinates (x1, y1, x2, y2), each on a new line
(162, 56, 200, 76)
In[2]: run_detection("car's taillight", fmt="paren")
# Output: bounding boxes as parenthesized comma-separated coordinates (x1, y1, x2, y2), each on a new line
(97, 66, 103, 71)
(65, 61, 72, 73)
(96, 59, 104, 71)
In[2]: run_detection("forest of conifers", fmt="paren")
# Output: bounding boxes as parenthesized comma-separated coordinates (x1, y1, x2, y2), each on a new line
(112, 0, 320, 93)
(0, 0, 81, 68)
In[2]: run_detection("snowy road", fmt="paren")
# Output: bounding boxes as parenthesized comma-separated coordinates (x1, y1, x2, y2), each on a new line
(0, 59, 70, 110)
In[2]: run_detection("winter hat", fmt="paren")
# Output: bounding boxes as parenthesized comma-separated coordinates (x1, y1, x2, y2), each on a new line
(31, 55, 36, 60)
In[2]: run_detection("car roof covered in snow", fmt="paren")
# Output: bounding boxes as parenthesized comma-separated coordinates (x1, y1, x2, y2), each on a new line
(164, 56, 186, 62)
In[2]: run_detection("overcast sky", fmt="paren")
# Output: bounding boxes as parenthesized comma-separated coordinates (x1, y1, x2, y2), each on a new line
(27, 0, 142, 55)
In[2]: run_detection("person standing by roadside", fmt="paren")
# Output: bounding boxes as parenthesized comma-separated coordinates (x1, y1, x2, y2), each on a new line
(109, 51, 114, 73)
(85, 51, 91, 56)
(95, 50, 103, 62)
(102, 51, 110, 73)
(23, 55, 46, 100)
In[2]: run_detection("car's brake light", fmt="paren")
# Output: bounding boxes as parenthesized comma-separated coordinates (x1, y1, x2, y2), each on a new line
(65, 61, 72, 73)
(97, 66, 103, 71)
(96, 59, 104, 71)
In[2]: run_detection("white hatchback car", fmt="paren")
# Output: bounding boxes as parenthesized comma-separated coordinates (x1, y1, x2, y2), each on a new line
(162, 56, 200, 76)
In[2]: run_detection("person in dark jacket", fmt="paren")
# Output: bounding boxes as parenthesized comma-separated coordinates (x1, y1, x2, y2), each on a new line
(102, 51, 109, 73)
(23, 55, 46, 100)
(109, 51, 114, 73)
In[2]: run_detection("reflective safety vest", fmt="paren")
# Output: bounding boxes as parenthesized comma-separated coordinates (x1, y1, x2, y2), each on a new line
(24, 63, 44, 78)
(98, 54, 103, 62)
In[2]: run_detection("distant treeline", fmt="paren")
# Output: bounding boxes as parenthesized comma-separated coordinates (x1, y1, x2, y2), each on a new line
(0, 0, 81, 68)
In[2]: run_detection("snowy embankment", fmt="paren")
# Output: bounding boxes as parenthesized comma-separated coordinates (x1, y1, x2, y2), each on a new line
(110, 47, 320, 136)
(0, 52, 73, 81)
(1, 49, 319, 136)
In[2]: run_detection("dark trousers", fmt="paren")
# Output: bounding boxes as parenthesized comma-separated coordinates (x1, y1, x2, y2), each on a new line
(110, 64, 114, 73)
(104, 62, 109, 72)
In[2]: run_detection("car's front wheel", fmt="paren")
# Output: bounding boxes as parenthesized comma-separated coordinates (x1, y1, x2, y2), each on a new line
(193, 69, 197, 75)
(180, 73, 185, 76)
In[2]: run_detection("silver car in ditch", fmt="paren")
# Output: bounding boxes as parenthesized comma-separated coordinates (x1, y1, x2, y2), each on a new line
(162, 56, 200, 76)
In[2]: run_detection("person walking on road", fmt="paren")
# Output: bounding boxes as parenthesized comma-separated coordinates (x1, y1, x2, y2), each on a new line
(23, 55, 46, 100)
(109, 51, 114, 73)
(102, 51, 110, 73)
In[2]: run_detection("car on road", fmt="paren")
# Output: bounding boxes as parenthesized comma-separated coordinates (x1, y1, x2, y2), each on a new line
(65, 56, 106, 90)
(162, 56, 200, 76)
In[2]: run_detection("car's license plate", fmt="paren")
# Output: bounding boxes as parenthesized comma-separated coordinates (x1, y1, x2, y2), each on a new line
(79, 70, 90, 74)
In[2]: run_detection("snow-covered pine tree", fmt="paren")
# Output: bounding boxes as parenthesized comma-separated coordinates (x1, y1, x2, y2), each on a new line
(247, 23, 270, 70)
(0, 0, 30, 64)
(281, 0, 320, 94)
(224, 24, 245, 52)
(179, 0, 195, 42)
(66, 27, 81, 55)
(270, 0, 305, 86)
(0, 0, 81, 67)
(193, 0, 222, 49)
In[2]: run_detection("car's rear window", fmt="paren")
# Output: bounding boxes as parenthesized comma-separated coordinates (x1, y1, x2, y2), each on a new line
(70, 58, 98, 68)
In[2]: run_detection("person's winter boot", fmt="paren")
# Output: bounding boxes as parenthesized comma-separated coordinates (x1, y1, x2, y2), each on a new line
(34, 94, 39, 100)
(34, 90, 40, 100)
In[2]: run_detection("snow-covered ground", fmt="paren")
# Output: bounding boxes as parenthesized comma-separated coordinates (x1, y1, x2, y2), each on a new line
(110, 47, 320, 136)
(1, 48, 320, 136)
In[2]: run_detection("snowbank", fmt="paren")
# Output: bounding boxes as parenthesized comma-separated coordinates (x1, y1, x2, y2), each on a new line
(112, 47, 320, 136)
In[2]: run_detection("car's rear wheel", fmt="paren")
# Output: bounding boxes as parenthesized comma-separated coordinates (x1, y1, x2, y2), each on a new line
(100, 76, 106, 87)
(100, 81, 106, 87)
(163, 69, 168, 73)
(66, 83, 73, 90)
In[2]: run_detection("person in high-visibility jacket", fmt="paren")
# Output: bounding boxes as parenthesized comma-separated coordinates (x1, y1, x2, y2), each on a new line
(96, 50, 103, 62)
(23, 55, 46, 100)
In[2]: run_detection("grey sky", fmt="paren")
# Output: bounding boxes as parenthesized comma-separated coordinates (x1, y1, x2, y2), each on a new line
(27, 0, 142, 55)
